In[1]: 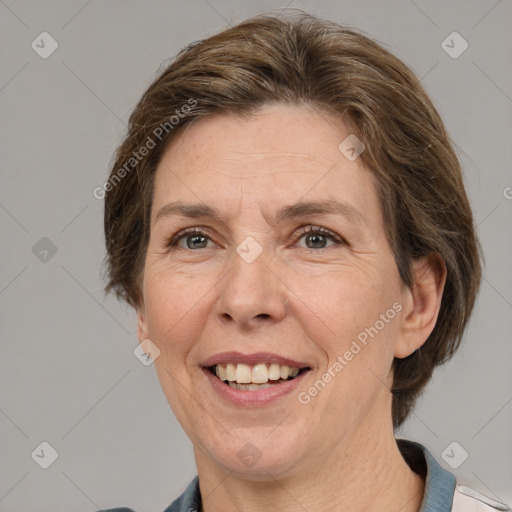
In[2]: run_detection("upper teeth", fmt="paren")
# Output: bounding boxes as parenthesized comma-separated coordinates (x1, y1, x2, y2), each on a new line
(215, 363, 300, 384)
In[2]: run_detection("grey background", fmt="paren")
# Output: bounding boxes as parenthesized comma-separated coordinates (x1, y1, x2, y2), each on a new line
(1, 0, 511, 510)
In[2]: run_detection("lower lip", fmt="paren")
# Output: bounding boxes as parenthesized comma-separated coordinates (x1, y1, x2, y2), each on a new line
(202, 367, 310, 406)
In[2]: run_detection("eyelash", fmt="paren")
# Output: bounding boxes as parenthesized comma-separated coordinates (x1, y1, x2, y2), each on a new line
(164, 225, 346, 251)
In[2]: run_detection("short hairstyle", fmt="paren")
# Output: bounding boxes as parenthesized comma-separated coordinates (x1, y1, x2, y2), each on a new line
(102, 12, 482, 429)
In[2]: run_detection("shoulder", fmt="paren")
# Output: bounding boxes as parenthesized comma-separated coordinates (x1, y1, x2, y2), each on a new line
(97, 475, 200, 512)
(452, 484, 511, 511)
(396, 439, 510, 512)
(100, 509, 136, 512)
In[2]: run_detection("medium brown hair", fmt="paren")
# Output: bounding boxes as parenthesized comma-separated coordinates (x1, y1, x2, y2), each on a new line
(102, 12, 482, 428)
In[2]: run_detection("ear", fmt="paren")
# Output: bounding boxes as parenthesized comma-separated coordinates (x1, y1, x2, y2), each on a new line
(394, 254, 447, 358)
(136, 305, 149, 343)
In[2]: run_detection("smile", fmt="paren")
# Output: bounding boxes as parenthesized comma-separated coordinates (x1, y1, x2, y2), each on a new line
(200, 351, 312, 405)
(208, 362, 309, 390)
(200, 352, 312, 405)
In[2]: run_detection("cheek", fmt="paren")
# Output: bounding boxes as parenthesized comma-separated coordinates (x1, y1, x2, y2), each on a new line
(143, 271, 215, 422)
(143, 268, 215, 365)
(292, 267, 400, 385)
(294, 264, 397, 333)
(296, 276, 400, 425)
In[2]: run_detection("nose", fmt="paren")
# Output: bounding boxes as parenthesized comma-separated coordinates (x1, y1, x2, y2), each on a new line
(215, 245, 287, 329)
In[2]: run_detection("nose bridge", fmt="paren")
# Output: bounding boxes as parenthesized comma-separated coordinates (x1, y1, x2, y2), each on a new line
(216, 235, 286, 326)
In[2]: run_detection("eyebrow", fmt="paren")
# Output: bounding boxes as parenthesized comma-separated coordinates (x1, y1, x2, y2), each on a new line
(155, 199, 367, 228)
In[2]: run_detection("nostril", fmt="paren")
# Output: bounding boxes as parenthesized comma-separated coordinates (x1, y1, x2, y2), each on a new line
(256, 313, 271, 319)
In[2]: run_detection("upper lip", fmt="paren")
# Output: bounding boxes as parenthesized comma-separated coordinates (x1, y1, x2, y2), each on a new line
(201, 351, 311, 368)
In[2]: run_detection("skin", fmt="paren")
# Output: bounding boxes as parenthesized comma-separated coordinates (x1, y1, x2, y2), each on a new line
(136, 104, 446, 512)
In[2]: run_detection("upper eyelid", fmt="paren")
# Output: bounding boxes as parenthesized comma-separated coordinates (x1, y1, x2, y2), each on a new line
(168, 224, 345, 247)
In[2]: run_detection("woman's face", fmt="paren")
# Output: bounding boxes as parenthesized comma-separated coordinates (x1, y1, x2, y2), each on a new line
(137, 104, 417, 477)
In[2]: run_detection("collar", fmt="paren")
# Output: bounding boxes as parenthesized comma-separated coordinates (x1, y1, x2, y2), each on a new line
(163, 439, 456, 512)
(397, 439, 456, 511)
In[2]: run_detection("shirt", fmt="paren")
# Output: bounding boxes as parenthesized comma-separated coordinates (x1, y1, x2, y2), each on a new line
(102, 438, 502, 512)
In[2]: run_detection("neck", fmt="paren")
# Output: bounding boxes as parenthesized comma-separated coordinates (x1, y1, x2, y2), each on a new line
(194, 403, 425, 512)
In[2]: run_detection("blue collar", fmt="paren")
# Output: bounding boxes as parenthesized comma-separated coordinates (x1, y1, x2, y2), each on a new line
(161, 439, 455, 512)
(397, 439, 456, 511)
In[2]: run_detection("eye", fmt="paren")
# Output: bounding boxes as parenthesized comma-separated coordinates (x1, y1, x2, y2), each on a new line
(294, 226, 345, 249)
(165, 228, 216, 250)
(164, 225, 346, 252)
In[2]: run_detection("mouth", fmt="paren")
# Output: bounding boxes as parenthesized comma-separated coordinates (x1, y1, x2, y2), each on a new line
(206, 362, 311, 391)
(200, 351, 313, 405)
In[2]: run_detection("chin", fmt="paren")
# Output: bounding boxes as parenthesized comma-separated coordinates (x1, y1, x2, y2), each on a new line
(215, 452, 305, 480)
(200, 429, 310, 480)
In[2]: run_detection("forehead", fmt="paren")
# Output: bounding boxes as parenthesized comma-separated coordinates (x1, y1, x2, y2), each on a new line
(151, 104, 380, 224)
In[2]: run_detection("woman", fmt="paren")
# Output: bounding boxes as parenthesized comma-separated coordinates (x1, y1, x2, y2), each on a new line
(100, 12, 509, 512)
